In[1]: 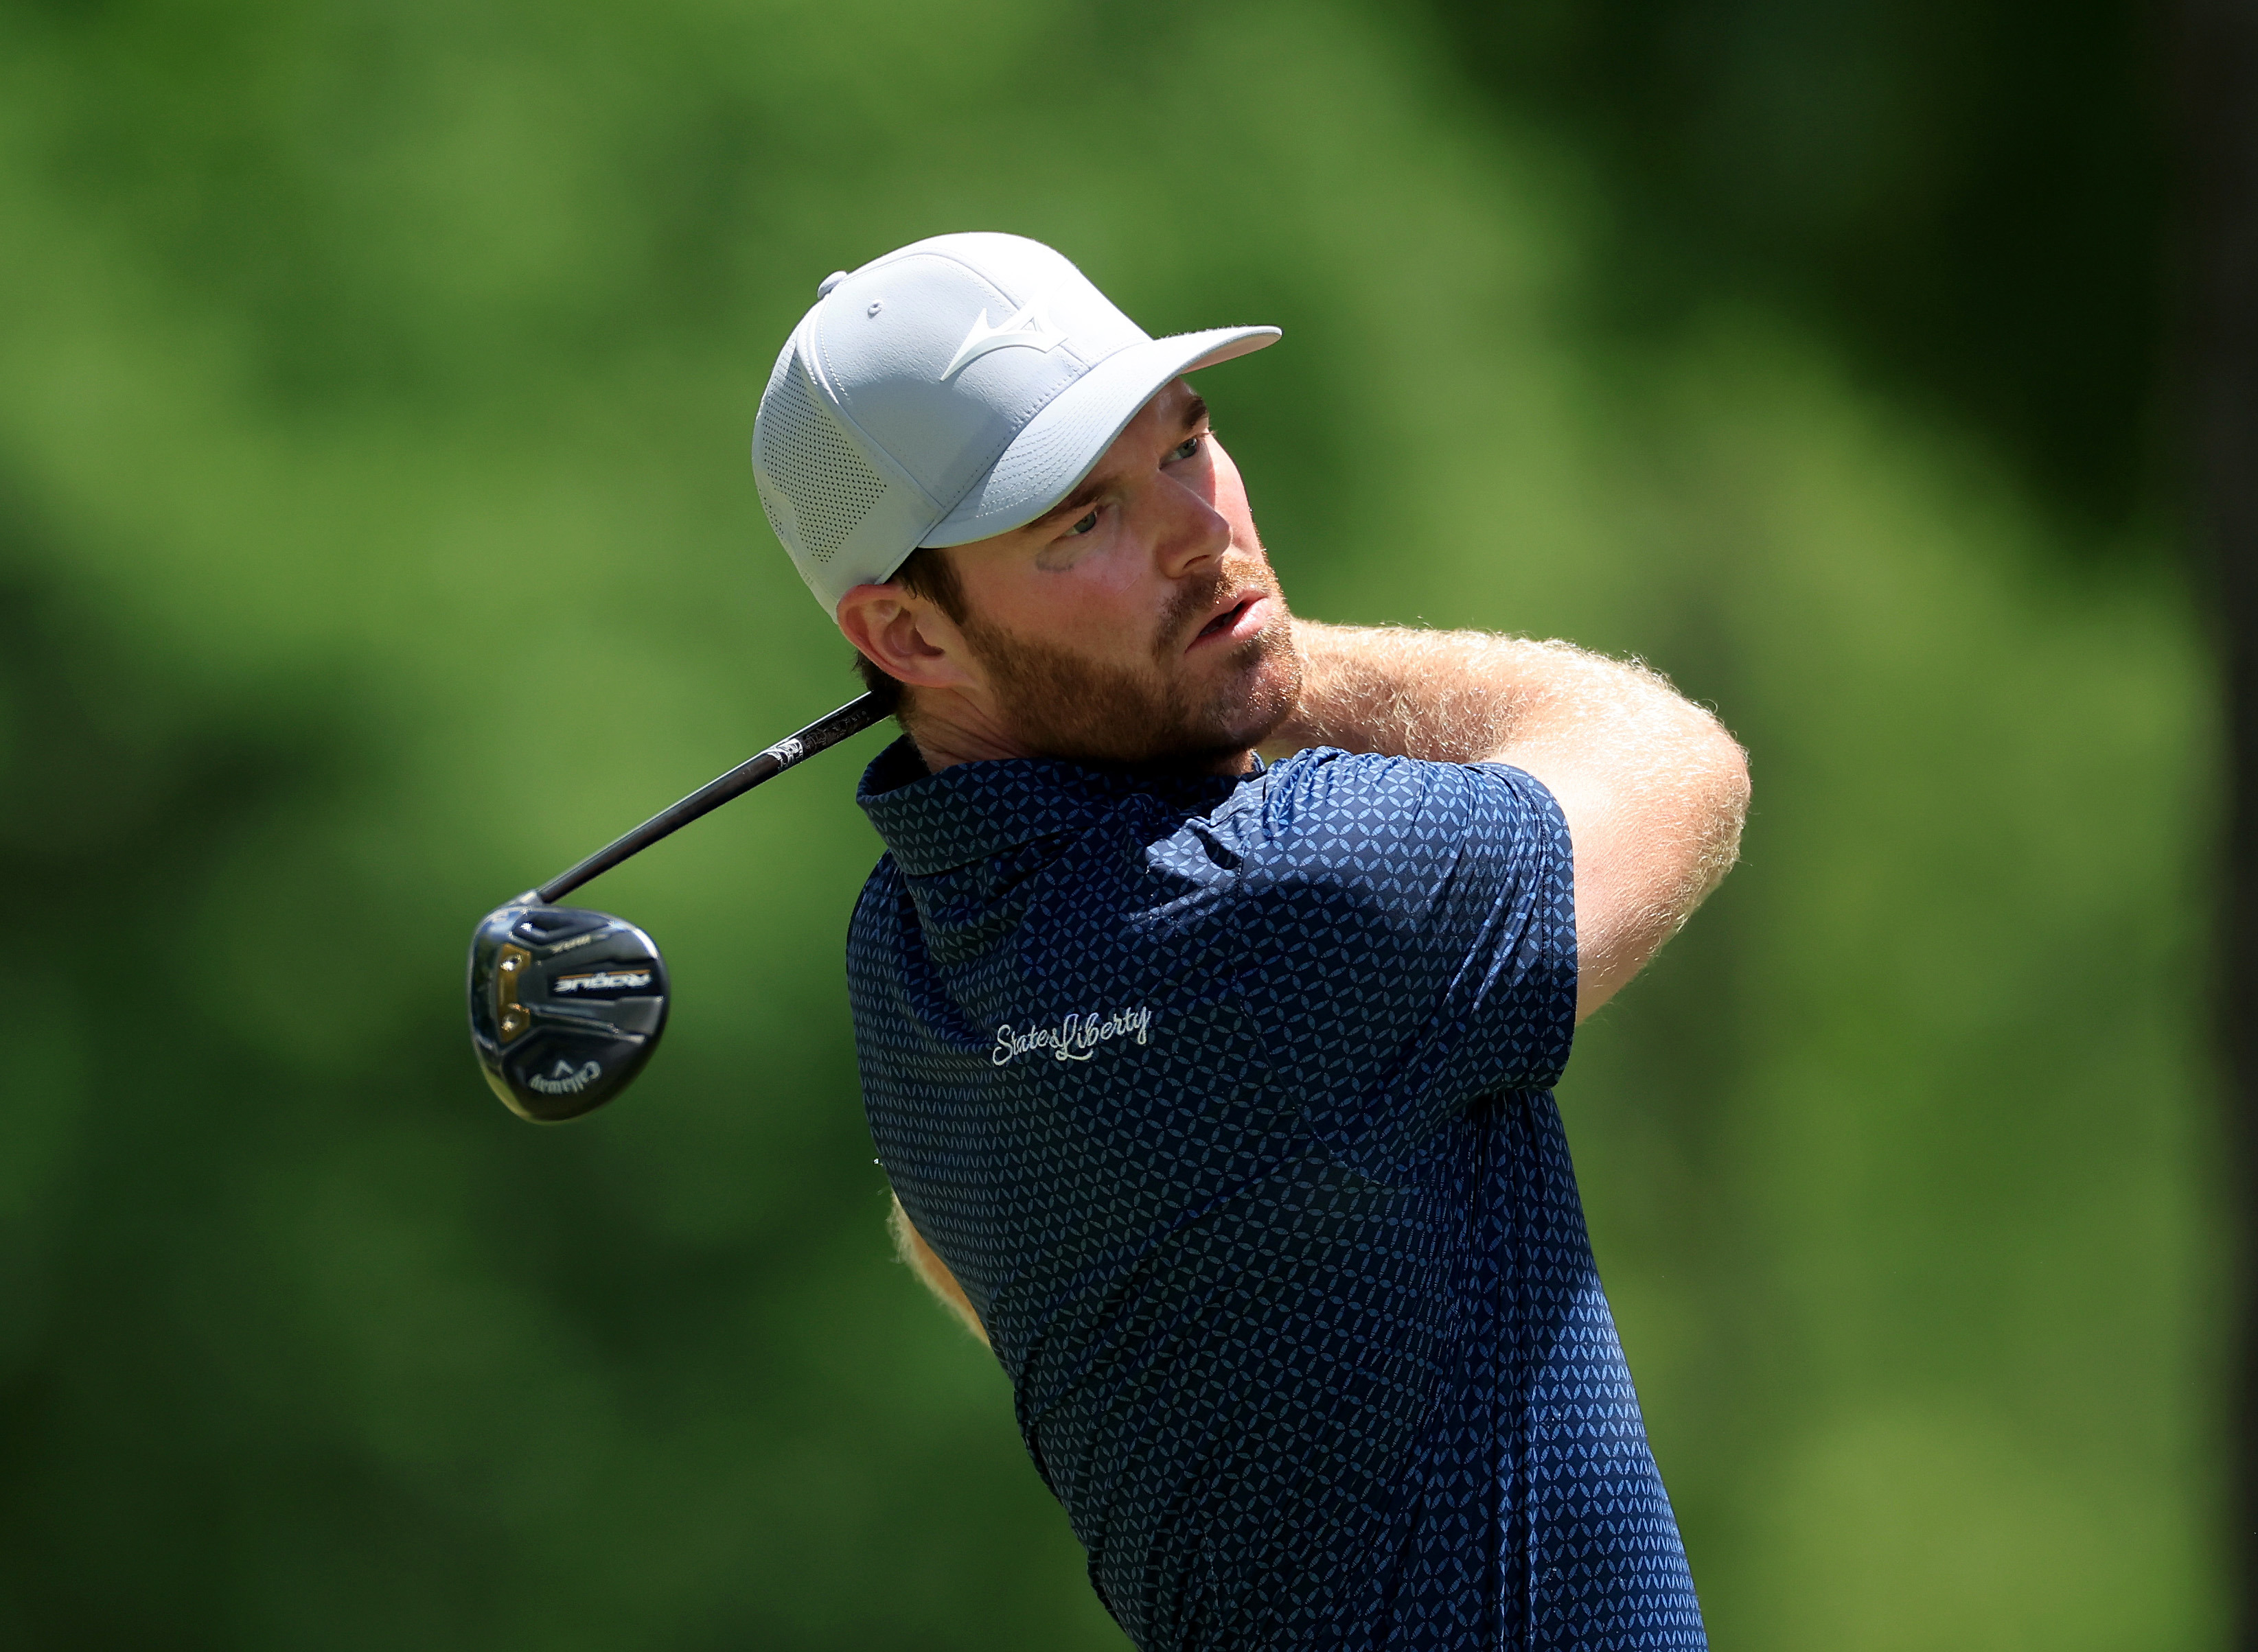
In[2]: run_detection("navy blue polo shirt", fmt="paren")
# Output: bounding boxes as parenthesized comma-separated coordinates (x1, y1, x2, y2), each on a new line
(848, 736, 1705, 1651)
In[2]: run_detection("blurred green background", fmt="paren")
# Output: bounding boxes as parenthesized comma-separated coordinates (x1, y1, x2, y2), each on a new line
(0, 0, 2214, 1645)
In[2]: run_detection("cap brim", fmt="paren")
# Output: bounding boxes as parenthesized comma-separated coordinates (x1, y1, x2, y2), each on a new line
(921, 325, 1280, 548)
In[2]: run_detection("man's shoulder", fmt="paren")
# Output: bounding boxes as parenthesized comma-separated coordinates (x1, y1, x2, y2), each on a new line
(1217, 746, 1566, 864)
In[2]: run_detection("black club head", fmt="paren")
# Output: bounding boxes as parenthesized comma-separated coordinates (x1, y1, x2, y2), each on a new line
(466, 904, 670, 1121)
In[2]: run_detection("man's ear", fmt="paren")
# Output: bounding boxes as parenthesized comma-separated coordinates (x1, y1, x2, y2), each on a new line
(837, 582, 977, 692)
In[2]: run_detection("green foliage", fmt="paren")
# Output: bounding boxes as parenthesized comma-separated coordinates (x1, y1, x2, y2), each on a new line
(1422, 0, 2169, 526)
(0, 0, 2212, 1645)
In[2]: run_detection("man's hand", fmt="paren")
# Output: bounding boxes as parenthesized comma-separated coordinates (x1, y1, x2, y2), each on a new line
(1260, 621, 1749, 1021)
(890, 1194, 990, 1346)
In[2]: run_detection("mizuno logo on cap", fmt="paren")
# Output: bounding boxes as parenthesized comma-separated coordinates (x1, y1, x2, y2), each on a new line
(943, 302, 1068, 379)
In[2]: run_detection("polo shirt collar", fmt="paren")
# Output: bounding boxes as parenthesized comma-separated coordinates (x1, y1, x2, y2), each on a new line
(857, 736, 1254, 875)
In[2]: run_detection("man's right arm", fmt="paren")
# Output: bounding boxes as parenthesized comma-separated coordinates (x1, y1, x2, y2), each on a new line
(1260, 620, 1749, 1021)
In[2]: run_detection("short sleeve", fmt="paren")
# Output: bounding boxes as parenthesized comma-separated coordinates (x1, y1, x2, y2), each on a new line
(1212, 747, 1578, 1146)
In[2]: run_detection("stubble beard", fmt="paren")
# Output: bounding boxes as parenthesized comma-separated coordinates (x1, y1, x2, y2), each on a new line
(960, 555, 1303, 769)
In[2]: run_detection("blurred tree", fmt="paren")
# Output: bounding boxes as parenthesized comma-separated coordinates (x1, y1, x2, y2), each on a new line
(2178, 0, 2258, 1639)
(1421, 0, 2169, 531)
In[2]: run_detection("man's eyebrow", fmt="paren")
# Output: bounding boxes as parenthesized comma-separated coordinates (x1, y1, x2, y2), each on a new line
(1027, 476, 1110, 533)
(1021, 395, 1214, 535)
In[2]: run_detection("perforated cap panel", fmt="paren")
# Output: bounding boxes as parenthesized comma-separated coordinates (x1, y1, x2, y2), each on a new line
(753, 352, 891, 564)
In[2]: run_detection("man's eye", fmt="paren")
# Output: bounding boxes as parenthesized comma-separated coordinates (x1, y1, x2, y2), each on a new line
(1170, 434, 1203, 462)
(1066, 509, 1099, 537)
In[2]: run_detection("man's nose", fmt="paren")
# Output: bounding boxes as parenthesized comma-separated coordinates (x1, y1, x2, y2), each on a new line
(1149, 474, 1232, 581)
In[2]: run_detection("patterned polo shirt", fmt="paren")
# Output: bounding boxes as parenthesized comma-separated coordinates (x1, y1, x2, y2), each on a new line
(847, 736, 1706, 1651)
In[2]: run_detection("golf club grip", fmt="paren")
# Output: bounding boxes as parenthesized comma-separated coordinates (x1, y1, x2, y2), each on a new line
(530, 693, 890, 905)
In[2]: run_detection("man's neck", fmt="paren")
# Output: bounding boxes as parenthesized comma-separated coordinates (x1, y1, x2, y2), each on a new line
(904, 696, 1256, 778)
(901, 693, 1037, 771)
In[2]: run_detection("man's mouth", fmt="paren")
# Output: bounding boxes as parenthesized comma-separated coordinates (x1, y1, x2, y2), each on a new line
(1190, 592, 1266, 649)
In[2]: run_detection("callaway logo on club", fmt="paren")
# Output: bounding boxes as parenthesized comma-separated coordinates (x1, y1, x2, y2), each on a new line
(943, 302, 1068, 379)
(529, 1059, 603, 1095)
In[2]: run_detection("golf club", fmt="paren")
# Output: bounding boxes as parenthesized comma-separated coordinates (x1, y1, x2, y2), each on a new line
(466, 693, 888, 1122)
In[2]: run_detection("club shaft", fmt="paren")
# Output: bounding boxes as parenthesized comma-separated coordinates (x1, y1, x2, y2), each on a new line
(529, 693, 889, 905)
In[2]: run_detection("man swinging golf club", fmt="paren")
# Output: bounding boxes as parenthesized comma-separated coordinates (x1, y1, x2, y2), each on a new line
(753, 233, 1747, 1651)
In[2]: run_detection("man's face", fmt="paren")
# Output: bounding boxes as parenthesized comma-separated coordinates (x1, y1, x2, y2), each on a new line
(935, 380, 1301, 767)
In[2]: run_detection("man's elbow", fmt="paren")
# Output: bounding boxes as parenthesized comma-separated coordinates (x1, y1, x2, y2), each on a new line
(1688, 722, 1751, 897)
(1569, 719, 1749, 1023)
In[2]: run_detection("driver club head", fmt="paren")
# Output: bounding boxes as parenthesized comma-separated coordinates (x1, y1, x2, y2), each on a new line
(466, 904, 670, 1122)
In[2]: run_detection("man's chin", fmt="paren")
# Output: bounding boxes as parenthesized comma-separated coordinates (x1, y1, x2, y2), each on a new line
(969, 597, 1301, 769)
(1189, 632, 1302, 758)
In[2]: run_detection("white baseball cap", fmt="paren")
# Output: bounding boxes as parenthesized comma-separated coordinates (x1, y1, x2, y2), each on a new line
(752, 232, 1280, 614)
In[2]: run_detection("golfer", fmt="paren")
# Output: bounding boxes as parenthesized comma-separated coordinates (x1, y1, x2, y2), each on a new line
(752, 233, 1747, 1651)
